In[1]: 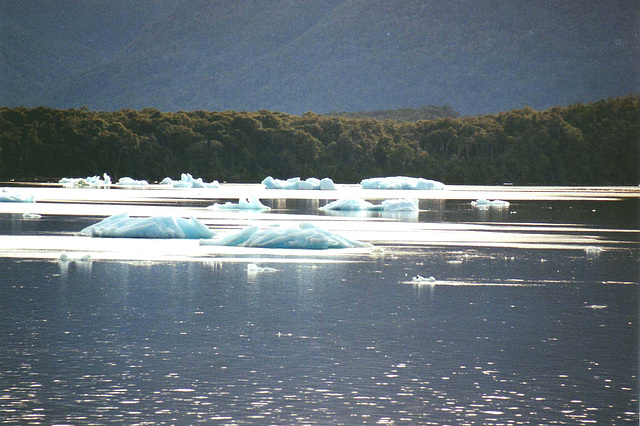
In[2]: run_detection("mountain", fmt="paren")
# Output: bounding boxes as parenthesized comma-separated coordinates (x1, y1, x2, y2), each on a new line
(1, 0, 638, 115)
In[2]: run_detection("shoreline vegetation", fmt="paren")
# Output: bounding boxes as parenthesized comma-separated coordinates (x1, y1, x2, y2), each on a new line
(0, 95, 638, 185)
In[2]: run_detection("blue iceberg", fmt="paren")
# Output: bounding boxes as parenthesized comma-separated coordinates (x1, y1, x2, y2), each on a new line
(160, 173, 220, 188)
(80, 213, 215, 239)
(200, 222, 371, 249)
(360, 176, 445, 190)
(59, 173, 112, 187)
(262, 176, 336, 190)
(208, 196, 270, 210)
(320, 198, 418, 212)
(471, 199, 510, 208)
(0, 188, 35, 203)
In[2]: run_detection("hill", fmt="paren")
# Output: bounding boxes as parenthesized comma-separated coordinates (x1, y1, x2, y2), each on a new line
(1, 0, 638, 115)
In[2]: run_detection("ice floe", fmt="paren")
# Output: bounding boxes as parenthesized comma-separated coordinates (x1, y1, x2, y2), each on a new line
(160, 173, 220, 188)
(80, 212, 215, 239)
(117, 177, 149, 186)
(320, 198, 419, 212)
(59, 173, 112, 188)
(208, 196, 270, 211)
(21, 212, 42, 219)
(200, 222, 371, 249)
(412, 275, 437, 283)
(471, 199, 510, 208)
(262, 176, 336, 190)
(360, 176, 446, 190)
(0, 188, 35, 203)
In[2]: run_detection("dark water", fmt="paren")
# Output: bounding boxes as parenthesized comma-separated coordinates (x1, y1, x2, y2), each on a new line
(0, 194, 638, 425)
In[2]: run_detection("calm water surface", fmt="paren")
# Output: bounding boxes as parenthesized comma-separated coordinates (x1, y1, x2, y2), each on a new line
(0, 186, 638, 425)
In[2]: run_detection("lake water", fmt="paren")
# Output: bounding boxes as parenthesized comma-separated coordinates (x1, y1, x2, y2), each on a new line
(0, 184, 638, 425)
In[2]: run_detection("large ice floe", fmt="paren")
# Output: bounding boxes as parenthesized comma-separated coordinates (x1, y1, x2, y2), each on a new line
(200, 222, 371, 249)
(471, 199, 510, 208)
(262, 176, 336, 190)
(361, 176, 445, 190)
(320, 198, 418, 212)
(160, 173, 220, 188)
(59, 173, 112, 188)
(0, 188, 35, 203)
(80, 213, 215, 239)
(208, 196, 270, 211)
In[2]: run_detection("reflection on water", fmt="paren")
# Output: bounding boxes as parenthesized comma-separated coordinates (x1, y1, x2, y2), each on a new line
(0, 186, 638, 424)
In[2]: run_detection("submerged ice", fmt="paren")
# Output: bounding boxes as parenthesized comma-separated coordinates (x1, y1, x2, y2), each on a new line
(200, 222, 371, 249)
(320, 198, 419, 212)
(262, 176, 336, 190)
(361, 176, 446, 190)
(80, 213, 215, 239)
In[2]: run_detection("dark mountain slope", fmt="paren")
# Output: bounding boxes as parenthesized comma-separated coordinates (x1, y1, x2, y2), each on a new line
(2, 0, 638, 115)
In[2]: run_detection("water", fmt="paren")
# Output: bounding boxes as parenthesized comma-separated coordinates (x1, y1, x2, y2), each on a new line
(0, 185, 638, 425)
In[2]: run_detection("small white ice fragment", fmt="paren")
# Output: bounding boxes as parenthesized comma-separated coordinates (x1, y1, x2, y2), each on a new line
(247, 263, 278, 274)
(412, 275, 436, 283)
(471, 199, 510, 208)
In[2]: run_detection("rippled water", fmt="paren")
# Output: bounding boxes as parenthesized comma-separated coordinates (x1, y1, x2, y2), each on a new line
(0, 185, 638, 425)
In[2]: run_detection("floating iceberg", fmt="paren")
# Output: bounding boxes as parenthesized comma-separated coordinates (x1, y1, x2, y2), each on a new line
(471, 199, 510, 208)
(117, 177, 149, 186)
(361, 176, 445, 190)
(160, 173, 220, 188)
(262, 176, 336, 190)
(80, 212, 215, 239)
(320, 198, 418, 212)
(21, 212, 42, 219)
(200, 222, 371, 249)
(0, 188, 35, 203)
(59, 173, 111, 188)
(208, 196, 270, 210)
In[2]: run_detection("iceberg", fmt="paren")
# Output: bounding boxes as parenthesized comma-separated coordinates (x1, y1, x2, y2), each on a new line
(208, 196, 270, 210)
(471, 199, 510, 208)
(80, 212, 215, 239)
(247, 263, 278, 274)
(59, 173, 111, 188)
(160, 173, 220, 188)
(0, 188, 35, 203)
(117, 177, 149, 186)
(262, 176, 336, 190)
(320, 198, 418, 212)
(200, 222, 371, 249)
(360, 176, 445, 190)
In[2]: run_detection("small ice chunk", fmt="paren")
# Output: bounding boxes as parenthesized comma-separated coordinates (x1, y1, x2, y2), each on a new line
(381, 198, 419, 211)
(21, 212, 42, 219)
(262, 176, 336, 190)
(80, 213, 215, 239)
(471, 199, 510, 208)
(320, 199, 379, 211)
(247, 263, 278, 273)
(584, 246, 603, 257)
(59, 173, 111, 188)
(0, 188, 35, 203)
(361, 176, 445, 190)
(200, 222, 371, 249)
(161, 173, 219, 188)
(412, 275, 436, 283)
(320, 198, 418, 212)
(117, 177, 149, 186)
(209, 196, 270, 210)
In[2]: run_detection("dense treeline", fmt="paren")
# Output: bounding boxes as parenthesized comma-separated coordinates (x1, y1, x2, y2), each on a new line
(0, 96, 638, 185)
(326, 105, 459, 122)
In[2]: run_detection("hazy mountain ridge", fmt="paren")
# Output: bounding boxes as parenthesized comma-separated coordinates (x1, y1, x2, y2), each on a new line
(2, 0, 638, 115)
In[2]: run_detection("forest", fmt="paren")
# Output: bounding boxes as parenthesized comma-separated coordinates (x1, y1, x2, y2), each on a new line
(0, 95, 638, 185)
